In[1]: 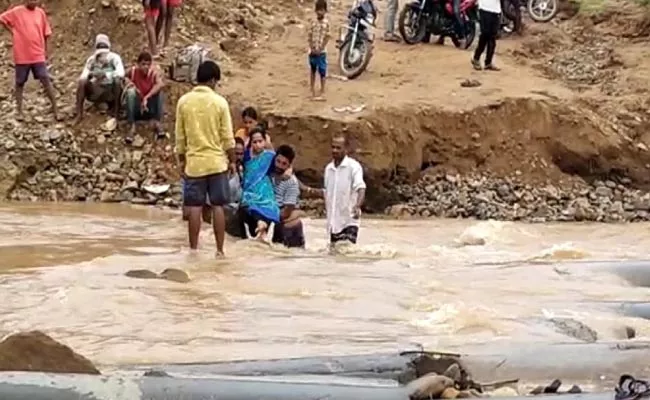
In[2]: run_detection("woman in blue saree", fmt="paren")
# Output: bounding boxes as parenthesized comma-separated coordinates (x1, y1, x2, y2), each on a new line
(241, 127, 280, 240)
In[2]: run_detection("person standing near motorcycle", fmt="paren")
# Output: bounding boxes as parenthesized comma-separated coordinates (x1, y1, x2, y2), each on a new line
(307, 0, 330, 100)
(452, 0, 468, 48)
(383, 0, 400, 42)
(471, 0, 501, 70)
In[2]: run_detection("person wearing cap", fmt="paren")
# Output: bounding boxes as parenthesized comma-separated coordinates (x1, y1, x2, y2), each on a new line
(73, 34, 125, 124)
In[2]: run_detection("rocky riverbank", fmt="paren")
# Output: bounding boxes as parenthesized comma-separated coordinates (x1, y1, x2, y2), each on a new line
(387, 172, 650, 222)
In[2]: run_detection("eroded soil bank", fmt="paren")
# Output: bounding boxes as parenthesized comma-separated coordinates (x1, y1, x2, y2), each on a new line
(2, 0, 650, 220)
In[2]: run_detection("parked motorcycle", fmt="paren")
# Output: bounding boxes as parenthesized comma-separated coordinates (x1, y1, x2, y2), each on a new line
(499, 0, 522, 36)
(398, 0, 478, 49)
(526, 0, 558, 22)
(337, 0, 377, 80)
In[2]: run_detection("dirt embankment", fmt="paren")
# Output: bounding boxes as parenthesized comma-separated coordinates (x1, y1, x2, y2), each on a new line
(3, 0, 650, 220)
(0, 331, 99, 374)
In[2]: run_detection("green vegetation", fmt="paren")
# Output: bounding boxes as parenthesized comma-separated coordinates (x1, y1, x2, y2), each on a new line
(576, 0, 608, 13)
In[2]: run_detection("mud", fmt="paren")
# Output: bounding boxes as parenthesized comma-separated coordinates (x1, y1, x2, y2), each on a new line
(0, 331, 99, 374)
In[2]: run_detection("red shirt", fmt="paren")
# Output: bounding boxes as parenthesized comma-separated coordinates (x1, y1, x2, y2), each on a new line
(0, 5, 51, 64)
(129, 66, 157, 97)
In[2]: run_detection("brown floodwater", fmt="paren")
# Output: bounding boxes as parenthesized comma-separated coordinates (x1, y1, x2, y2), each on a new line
(0, 203, 649, 368)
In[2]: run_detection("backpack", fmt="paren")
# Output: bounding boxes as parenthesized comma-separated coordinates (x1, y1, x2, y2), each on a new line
(169, 44, 210, 84)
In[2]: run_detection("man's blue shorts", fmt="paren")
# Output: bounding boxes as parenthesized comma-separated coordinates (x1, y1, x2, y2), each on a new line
(308, 53, 327, 78)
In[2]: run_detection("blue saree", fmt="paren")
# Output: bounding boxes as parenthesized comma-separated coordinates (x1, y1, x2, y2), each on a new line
(241, 149, 280, 223)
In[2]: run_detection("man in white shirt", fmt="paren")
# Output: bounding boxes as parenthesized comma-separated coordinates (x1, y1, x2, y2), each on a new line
(322, 135, 366, 244)
(471, 0, 501, 71)
(73, 34, 125, 124)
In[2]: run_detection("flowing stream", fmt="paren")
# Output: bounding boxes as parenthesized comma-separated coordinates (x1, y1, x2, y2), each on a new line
(0, 203, 648, 369)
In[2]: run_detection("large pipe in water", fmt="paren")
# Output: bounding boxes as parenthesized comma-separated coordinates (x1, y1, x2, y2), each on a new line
(0, 372, 619, 400)
(124, 342, 650, 384)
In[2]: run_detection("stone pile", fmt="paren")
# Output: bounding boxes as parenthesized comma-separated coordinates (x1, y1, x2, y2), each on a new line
(388, 172, 650, 222)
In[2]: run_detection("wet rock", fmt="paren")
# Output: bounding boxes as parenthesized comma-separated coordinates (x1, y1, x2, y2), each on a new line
(125, 268, 190, 283)
(567, 385, 582, 394)
(125, 269, 159, 279)
(543, 379, 562, 393)
(407, 373, 454, 400)
(0, 331, 99, 374)
(441, 387, 461, 399)
(549, 317, 598, 343)
(158, 268, 190, 283)
(0, 157, 20, 200)
(442, 363, 462, 382)
(144, 368, 170, 377)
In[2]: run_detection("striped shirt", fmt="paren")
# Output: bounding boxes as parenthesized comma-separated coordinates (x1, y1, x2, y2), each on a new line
(272, 174, 300, 208)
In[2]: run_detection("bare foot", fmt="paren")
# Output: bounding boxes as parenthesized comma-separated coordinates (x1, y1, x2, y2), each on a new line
(313, 96, 326, 102)
(215, 251, 225, 258)
(15, 113, 24, 122)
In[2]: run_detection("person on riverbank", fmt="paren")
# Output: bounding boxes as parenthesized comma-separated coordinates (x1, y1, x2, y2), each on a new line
(271, 144, 306, 248)
(235, 106, 273, 148)
(176, 60, 236, 255)
(155, 0, 181, 56)
(382, 0, 400, 42)
(142, 0, 161, 57)
(0, 0, 59, 121)
(307, 0, 330, 100)
(73, 34, 124, 124)
(471, 0, 501, 71)
(124, 51, 165, 142)
(241, 127, 279, 241)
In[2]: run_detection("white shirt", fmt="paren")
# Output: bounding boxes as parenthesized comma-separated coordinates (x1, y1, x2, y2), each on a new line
(324, 156, 367, 235)
(79, 49, 125, 81)
(478, 0, 501, 13)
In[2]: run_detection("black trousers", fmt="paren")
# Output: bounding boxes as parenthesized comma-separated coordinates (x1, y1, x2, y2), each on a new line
(473, 9, 500, 66)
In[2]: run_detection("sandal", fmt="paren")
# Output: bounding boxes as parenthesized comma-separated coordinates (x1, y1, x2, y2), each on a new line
(616, 375, 650, 400)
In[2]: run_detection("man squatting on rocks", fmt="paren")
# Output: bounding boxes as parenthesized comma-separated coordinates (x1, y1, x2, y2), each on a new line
(302, 135, 366, 246)
(74, 34, 125, 124)
(0, 0, 59, 121)
(472, 0, 501, 71)
(175, 60, 236, 256)
(124, 51, 166, 142)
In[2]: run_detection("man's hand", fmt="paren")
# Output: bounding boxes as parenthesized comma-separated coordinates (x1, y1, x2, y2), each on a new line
(229, 162, 238, 176)
(178, 160, 186, 176)
(141, 96, 149, 112)
(352, 205, 362, 219)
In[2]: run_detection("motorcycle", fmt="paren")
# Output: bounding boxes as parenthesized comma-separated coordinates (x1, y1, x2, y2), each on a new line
(526, 0, 558, 22)
(398, 0, 478, 49)
(499, 0, 522, 36)
(337, 0, 377, 80)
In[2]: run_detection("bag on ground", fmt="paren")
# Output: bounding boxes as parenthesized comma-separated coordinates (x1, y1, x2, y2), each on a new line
(169, 44, 210, 84)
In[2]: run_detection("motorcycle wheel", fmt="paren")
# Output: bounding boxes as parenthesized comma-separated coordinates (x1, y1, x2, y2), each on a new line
(338, 38, 373, 80)
(451, 18, 476, 49)
(527, 0, 558, 22)
(398, 6, 427, 44)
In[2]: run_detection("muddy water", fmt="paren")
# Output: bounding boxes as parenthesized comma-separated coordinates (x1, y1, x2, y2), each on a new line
(0, 203, 649, 368)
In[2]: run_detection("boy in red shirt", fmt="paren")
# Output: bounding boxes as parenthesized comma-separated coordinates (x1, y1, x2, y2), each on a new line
(0, 0, 59, 121)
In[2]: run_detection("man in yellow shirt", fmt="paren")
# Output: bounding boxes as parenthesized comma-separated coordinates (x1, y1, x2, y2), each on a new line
(175, 60, 236, 256)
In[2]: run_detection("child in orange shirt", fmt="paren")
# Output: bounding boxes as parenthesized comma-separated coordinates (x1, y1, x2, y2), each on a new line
(235, 106, 273, 149)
